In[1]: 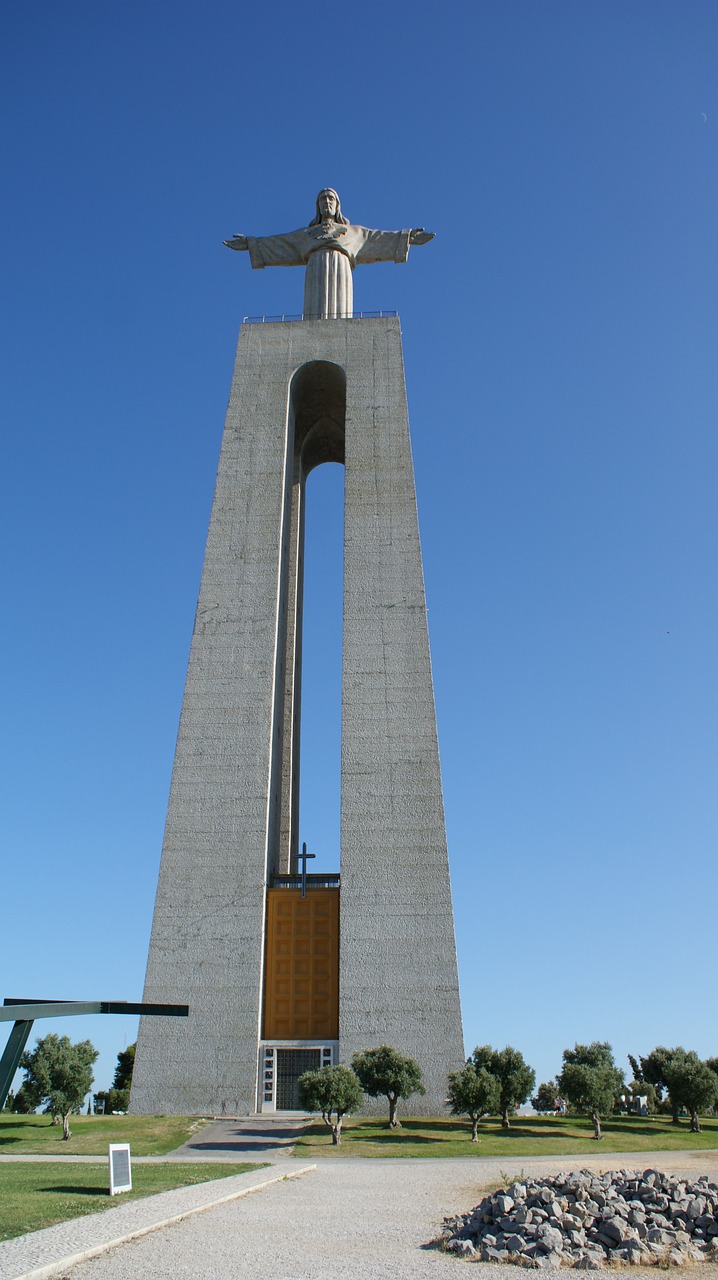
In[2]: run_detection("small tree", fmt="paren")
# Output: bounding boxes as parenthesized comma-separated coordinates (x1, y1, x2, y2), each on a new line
(641, 1047, 685, 1124)
(298, 1065, 363, 1145)
(628, 1054, 645, 1085)
(112, 1043, 135, 1092)
(20, 1034, 98, 1140)
(447, 1062, 500, 1141)
(663, 1052, 718, 1133)
(10, 1086, 35, 1114)
(351, 1046, 425, 1128)
(469, 1045, 535, 1129)
(532, 1080, 559, 1113)
(557, 1042, 623, 1141)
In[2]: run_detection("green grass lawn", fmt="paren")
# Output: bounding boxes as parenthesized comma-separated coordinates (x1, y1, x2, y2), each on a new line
(0, 1162, 265, 1241)
(293, 1113, 718, 1158)
(0, 1113, 208, 1156)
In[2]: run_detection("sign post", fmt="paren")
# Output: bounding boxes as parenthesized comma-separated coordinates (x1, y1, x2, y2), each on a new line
(108, 1143, 132, 1195)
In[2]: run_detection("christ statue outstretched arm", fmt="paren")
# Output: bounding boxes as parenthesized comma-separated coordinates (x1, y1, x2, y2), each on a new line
(224, 188, 434, 319)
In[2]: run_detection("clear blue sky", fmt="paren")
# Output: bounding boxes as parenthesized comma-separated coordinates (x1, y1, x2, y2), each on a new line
(2, 1, 716, 1099)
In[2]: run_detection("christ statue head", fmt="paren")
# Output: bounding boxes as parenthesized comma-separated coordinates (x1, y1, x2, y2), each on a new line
(310, 188, 349, 227)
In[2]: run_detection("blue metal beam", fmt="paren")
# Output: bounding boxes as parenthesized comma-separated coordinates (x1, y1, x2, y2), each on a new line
(0, 998, 189, 1111)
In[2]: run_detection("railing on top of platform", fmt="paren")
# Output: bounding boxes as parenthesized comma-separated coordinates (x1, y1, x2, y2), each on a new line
(242, 310, 398, 324)
(270, 873, 340, 890)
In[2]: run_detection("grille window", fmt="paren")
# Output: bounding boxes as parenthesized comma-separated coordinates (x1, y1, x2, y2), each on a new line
(275, 1048, 321, 1110)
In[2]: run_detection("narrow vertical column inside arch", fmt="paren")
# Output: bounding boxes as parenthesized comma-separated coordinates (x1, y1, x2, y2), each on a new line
(274, 360, 345, 877)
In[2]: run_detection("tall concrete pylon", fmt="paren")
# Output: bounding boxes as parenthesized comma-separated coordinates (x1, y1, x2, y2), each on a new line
(131, 208, 464, 1117)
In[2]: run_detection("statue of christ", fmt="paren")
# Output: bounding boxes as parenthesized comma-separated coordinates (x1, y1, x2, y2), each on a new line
(224, 188, 434, 319)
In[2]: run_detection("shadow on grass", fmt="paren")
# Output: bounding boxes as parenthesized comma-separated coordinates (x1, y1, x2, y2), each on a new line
(597, 1119, 712, 1138)
(329, 1126, 577, 1146)
(37, 1186, 109, 1197)
(299, 1114, 718, 1153)
(393, 1121, 455, 1133)
(188, 1140, 293, 1152)
(301, 1123, 476, 1147)
(0, 1120, 52, 1146)
(304, 1120, 457, 1138)
(0, 1136, 57, 1146)
(349, 1132, 441, 1145)
(487, 1126, 567, 1140)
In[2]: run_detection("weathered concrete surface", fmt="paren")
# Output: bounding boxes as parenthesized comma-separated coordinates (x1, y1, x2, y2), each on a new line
(132, 317, 463, 1117)
(339, 319, 464, 1111)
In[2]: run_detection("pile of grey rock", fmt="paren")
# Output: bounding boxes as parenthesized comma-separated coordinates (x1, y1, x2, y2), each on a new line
(441, 1169, 718, 1268)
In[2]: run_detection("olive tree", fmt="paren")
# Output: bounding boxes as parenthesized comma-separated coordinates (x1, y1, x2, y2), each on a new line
(20, 1034, 98, 1140)
(641, 1047, 718, 1127)
(470, 1045, 536, 1129)
(663, 1052, 718, 1133)
(447, 1062, 500, 1141)
(351, 1046, 424, 1128)
(640, 1047, 686, 1123)
(298, 1065, 363, 1145)
(557, 1041, 623, 1140)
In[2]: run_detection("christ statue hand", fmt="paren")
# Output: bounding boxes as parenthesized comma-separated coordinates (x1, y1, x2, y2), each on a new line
(224, 234, 249, 251)
(409, 228, 435, 245)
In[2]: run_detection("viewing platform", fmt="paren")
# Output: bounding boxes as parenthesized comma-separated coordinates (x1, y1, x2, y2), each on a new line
(269, 873, 340, 890)
(242, 310, 398, 324)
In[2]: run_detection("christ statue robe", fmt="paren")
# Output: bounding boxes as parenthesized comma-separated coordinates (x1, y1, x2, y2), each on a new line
(245, 221, 413, 319)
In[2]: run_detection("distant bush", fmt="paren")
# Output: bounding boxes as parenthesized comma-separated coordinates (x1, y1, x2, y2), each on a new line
(532, 1080, 559, 1113)
(93, 1087, 129, 1114)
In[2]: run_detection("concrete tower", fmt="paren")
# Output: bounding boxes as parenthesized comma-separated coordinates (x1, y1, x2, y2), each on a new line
(131, 195, 464, 1115)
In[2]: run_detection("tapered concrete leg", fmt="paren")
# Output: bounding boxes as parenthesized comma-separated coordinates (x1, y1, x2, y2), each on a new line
(339, 321, 464, 1112)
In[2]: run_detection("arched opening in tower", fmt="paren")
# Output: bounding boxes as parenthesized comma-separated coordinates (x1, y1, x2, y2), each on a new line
(269, 360, 346, 882)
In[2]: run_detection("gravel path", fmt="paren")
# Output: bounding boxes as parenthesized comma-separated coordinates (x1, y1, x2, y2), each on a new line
(55, 1150, 718, 1280)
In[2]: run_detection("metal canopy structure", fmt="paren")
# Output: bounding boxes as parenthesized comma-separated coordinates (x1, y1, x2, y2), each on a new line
(0, 997, 189, 1112)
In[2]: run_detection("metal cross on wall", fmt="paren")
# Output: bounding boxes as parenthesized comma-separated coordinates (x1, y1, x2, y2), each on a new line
(299, 841, 315, 898)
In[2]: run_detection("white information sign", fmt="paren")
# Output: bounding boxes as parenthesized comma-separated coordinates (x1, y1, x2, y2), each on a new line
(108, 1143, 132, 1195)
